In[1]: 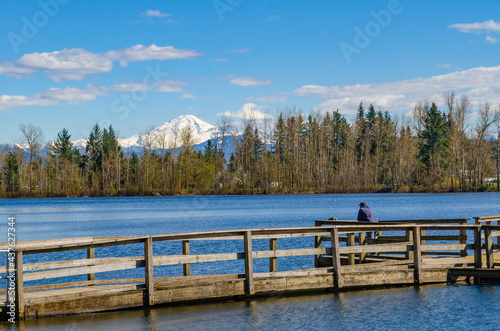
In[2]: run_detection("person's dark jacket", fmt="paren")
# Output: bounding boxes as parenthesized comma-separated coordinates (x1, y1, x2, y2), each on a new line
(357, 206, 378, 223)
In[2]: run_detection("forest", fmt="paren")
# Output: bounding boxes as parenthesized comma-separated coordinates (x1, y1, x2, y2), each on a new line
(1, 92, 500, 197)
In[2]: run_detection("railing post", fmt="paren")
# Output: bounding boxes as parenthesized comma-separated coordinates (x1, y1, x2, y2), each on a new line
(182, 240, 191, 276)
(330, 228, 342, 288)
(474, 226, 482, 269)
(144, 237, 155, 306)
(314, 234, 322, 268)
(413, 226, 422, 285)
(269, 238, 277, 272)
(358, 232, 366, 263)
(347, 232, 355, 265)
(405, 229, 414, 260)
(15, 250, 24, 320)
(244, 231, 254, 295)
(484, 227, 494, 269)
(87, 248, 95, 283)
(460, 220, 468, 257)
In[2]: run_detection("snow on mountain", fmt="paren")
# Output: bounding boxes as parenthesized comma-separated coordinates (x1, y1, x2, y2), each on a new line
(70, 115, 220, 153)
(142, 115, 218, 149)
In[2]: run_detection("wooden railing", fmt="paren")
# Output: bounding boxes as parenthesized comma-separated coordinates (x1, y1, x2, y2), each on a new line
(0, 216, 498, 320)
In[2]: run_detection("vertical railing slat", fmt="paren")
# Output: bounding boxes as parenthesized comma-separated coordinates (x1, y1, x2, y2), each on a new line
(244, 231, 254, 295)
(144, 237, 154, 306)
(413, 226, 422, 284)
(182, 240, 191, 276)
(330, 228, 342, 288)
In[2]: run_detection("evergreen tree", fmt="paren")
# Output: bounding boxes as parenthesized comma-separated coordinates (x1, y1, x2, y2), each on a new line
(418, 102, 449, 185)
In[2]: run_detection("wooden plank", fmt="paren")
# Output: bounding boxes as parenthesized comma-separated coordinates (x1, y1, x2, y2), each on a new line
(23, 256, 144, 271)
(330, 228, 342, 288)
(460, 227, 468, 257)
(269, 238, 277, 272)
(421, 244, 470, 251)
(24, 260, 144, 282)
(182, 240, 190, 276)
(244, 230, 254, 295)
(144, 237, 154, 306)
(154, 252, 241, 266)
(413, 226, 422, 284)
(254, 248, 326, 259)
(339, 243, 410, 254)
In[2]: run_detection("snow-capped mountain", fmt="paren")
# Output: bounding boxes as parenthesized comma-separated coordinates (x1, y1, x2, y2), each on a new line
(137, 115, 219, 149)
(71, 115, 239, 154)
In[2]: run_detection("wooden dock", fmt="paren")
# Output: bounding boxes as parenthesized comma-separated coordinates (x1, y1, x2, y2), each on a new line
(1, 215, 499, 321)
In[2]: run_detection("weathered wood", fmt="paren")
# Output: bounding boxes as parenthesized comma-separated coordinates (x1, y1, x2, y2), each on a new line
(405, 230, 413, 260)
(314, 234, 322, 267)
(182, 240, 190, 276)
(330, 228, 342, 288)
(15, 250, 24, 320)
(474, 226, 482, 268)
(347, 233, 355, 265)
(24, 260, 145, 282)
(413, 226, 422, 284)
(144, 237, 154, 306)
(358, 232, 366, 263)
(243, 230, 254, 295)
(484, 227, 494, 269)
(87, 248, 95, 283)
(269, 238, 277, 272)
(23, 256, 143, 271)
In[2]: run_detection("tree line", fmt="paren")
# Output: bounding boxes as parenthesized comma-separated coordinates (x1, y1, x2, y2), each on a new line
(1, 92, 500, 197)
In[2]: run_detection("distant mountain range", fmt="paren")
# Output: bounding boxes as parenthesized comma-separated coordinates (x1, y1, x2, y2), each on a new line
(72, 115, 241, 155)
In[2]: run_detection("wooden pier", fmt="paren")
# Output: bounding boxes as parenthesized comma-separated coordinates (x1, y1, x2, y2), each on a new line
(1, 215, 499, 321)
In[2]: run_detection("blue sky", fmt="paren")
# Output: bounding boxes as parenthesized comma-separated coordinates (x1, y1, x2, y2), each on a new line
(1, 0, 500, 143)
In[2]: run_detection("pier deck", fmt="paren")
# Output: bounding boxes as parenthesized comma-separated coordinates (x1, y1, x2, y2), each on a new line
(1, 215, 499, 320)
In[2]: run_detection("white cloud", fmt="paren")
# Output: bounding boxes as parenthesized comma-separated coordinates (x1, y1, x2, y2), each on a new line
(181, 93, 201, 99)
(226, 75, 271, 86)
(106, 83, 150, 92)
(229, 48, 251, 54)
(140, 10, 170, 18)
(485, 35, 499, 44)
(218, 103, 273, 120)
(435, 64, 452, 68)
(449, 19, 500, 34)
(155, 79, 187, 93)
(0, 45, 202, 81)
(0, 86, 99, 110)
(248, 94, 289, 103)
(105, 44, 203, 67)
(212, 58, 229, 62)
(292, 66, 500, 113)
(261, 14, 281, 22)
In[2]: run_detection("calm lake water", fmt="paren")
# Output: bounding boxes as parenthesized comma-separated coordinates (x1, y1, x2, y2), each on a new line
(0, 193, 499, 330)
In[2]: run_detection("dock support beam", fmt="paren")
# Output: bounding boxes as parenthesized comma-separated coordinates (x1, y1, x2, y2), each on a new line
(413, 226, 422, 284)
(15, 250, 24, 320)
(330, 228, 342, 288)
(182, 240, 191, 276)
(244, 231, 254, 295)
(144, 237, 155, 306)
